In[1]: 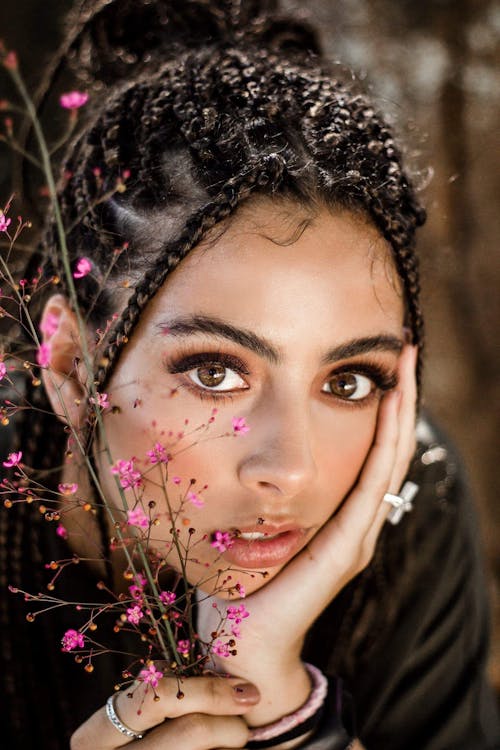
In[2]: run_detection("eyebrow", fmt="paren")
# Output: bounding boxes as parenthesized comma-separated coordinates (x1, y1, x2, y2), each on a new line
(156, 314, 403, 365)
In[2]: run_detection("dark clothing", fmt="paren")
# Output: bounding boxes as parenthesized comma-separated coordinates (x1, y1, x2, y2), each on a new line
(1, 416, 499, 749)
(303, 418, 500, 749)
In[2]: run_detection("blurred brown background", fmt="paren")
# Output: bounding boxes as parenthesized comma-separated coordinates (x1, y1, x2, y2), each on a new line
(1, 0, 499, 690)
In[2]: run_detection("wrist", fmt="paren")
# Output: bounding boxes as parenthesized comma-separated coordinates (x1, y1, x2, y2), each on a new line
(246, 664, 328, 748)
(244, 661, 311, 727)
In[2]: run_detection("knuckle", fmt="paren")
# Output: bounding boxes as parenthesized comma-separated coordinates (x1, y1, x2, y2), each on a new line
(202, 676, 234, 711)
(206, 675, 222, 704)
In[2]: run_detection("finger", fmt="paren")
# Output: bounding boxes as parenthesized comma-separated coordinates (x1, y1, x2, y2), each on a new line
(319, 386, 401, 571)
(388, 344, 418, 491)
(339, 386, 401, 531)
(368, 344, 418, 541)
(127, 713, 248, 750)
(365, 488, 396, 550)
(70, 676, 259, 749)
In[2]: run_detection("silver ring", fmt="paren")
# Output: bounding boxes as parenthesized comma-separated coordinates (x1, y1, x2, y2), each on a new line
(383, 481, 419, 525)
(105, 693, 144, 740)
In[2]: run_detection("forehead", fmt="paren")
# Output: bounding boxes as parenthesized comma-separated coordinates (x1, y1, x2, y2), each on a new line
(142, 200, 404, 346)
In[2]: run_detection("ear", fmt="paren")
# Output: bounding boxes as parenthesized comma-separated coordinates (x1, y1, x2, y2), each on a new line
(40, 294, 91, 429)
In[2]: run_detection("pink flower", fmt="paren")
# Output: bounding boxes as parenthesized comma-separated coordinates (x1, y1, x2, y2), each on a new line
(187, 490, 204, 507)
(146, 442, 169, 464)
(36, 342, 51, 368)
(227, 604, 249, 624)
(0, 362, 6, 381)
(235, 582, 246, 598)
(172, 475, 181, 485)
(128, 584, 143, 599)
(0, 215, 11, 233)
(212, 640, 231, 658)
(61, 629, 85, 652)
(3, 451, 22, 468)
(126, 605, 143, 625)
(128, 573, 147, 599)
(232, 416, 250, 435)
(59, 91, 89, 110)
(40, 312, 59, 337)
(177, 639, 191, 656)
(56, 524, 68, 539)
(159, 590, 176, 605)
(127, 507, 149, 528)
(134, 573, 147, 587)
(58, 482, 78, 496)
(139, 662, 163, 688)
(89, 392, 110, 410)
(111, 459, 142, 490)
(211, 531, 234, 553)
(73, 257, 92, 279)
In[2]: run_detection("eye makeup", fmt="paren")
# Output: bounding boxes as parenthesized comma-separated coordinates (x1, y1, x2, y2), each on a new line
(164, 348, 251, 404)
(321, 360, 398, 409)
(165, 349, 251, 377)
(163, 345, 398, 406)
(327, 361, 397, 392)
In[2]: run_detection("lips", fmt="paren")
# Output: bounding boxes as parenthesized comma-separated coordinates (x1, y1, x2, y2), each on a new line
(217, 524, 308, 569)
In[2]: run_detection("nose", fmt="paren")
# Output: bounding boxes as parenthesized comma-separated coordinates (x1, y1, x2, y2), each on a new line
(236, 395, 317, 499)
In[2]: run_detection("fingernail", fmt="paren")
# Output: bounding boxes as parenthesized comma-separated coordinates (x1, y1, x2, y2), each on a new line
(232, 682, 260, 704)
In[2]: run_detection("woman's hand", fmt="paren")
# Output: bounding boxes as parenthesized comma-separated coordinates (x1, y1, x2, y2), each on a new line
(196, 344, 418, 726)
(72, 345, 417, 748)
(70, 675, 260, 749)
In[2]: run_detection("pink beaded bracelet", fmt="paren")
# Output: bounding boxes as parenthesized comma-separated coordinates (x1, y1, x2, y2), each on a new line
(248, 663, 328, 743)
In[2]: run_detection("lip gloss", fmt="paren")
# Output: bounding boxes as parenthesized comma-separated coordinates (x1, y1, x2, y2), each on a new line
(218, 526, 307, 569)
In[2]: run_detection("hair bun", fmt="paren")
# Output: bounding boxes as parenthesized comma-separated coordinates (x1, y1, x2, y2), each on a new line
(66, 0, 321, 88)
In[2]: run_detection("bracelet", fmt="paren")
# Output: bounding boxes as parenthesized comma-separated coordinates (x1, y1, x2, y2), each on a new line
(246, 663, 328, 749)
(105, 693, 144, 740)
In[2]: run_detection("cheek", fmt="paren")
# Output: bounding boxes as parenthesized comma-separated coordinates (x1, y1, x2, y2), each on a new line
(97, 405, 223, 582)
(99, 387, 232, 531)
(316, 409, 378, 507)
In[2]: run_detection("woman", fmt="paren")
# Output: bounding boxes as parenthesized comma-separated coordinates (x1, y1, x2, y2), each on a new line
(1, 1, 499, 748)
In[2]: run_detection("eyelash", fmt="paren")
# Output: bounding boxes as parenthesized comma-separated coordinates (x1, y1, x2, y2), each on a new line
(164, 350, 397, 406)
(329, 363, 397, 409)
(165, 350, 250, 404)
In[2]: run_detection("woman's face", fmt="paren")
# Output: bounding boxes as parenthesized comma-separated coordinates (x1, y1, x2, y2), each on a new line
(98, 200, 405, 596)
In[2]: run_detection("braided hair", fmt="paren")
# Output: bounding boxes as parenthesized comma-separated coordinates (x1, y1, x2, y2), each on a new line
(2, 1, 426, 743)
(41, 0, 426, 391)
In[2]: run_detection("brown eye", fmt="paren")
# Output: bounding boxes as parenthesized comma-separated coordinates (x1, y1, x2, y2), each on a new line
(188, 363, 247, 391)
(322, 372, 373, 400)
(196, 364, 226, 387)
